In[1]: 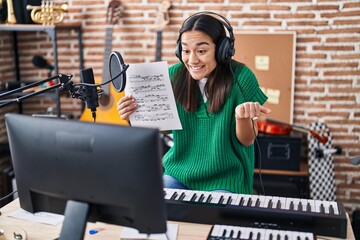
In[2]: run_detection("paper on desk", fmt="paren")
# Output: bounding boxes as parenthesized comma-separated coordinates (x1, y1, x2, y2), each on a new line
(120, 223, 178, 240)
(9, 208, 64, 226)
(125, 61, 182, 131)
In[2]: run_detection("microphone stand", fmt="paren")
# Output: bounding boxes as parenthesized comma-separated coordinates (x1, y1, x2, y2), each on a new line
(0, 74, 73, 109)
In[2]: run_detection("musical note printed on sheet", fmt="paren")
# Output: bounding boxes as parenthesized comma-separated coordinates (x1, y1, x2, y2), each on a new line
(125, 61, 182, 131)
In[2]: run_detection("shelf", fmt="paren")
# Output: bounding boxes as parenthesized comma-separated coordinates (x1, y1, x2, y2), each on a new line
(254, 160, 308, 177)
(0, 23, 84, 116)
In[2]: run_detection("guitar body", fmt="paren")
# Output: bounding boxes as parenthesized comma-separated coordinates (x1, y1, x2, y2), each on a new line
(80, 0, 128, 125)
(79, 77, 128, 125)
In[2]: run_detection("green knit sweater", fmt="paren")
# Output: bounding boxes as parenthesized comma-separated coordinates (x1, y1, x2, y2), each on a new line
(163, 61, 268, 194)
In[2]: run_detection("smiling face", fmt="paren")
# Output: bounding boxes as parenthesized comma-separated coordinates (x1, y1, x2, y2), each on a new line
(180, 30, 217, 80)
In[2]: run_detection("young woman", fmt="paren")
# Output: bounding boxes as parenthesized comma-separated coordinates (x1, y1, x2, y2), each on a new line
(117, 12, 271, 194)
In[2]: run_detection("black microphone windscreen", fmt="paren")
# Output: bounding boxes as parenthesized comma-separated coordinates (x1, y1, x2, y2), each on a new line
(109, 51, 126, 92)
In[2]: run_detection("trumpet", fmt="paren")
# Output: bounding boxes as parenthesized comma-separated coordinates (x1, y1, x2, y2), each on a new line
(27, 0, 68, 25)
(6, 0, 17, 24)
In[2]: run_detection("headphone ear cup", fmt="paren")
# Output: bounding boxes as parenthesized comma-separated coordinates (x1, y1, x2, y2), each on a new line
(175, 41, 182, 61)
(216, 37, 233, 63)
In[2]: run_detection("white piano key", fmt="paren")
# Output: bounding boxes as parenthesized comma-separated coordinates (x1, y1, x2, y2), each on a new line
(210, 224, 222, 237)
(229, 193, 242, 205)
(240, 227, 250, 239)
(164, 188, 176, 200)
(261, 195, 273, 208)
(209, 192, 223, 204)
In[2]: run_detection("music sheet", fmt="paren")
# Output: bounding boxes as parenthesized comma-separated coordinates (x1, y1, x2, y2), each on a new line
(125, 61, 182, 131)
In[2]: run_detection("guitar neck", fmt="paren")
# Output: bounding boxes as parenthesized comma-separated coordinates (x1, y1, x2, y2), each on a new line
(102, 26, 113, 93)
(155, 30, 162, 62)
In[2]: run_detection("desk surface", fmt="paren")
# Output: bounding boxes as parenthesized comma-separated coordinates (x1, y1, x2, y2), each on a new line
(0, 199, 355, 240)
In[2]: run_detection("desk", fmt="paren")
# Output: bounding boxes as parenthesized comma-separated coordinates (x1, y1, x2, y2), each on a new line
(0, 199, 355, 240)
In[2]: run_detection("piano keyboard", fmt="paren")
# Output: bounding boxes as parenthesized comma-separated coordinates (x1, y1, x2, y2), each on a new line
(164, 188, 347, 238)
(207, 224, 315, 240)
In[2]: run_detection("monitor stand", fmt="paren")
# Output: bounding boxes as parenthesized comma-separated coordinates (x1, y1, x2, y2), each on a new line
(58, 200, 89, 240)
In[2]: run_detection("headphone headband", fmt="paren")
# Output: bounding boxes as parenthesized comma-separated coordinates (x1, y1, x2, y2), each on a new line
(181, 11, 234, 41)
(175, 11, 235, 63)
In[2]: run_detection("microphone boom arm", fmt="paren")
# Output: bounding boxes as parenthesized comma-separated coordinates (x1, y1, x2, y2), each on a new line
(0, 74, 73, 108)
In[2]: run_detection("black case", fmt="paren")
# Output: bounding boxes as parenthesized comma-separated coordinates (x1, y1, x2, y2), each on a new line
(255, 132, 303, 171)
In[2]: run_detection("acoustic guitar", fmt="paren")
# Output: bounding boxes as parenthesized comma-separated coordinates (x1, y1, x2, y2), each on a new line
(155, 1, 171, 61)
(80, 0, 128, 125)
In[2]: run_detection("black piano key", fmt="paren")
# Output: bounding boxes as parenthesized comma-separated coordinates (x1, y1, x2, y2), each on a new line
(329, 204, 335, 215)
(236, 230, 241, 239)
(247, 199, 252, 207)
(256, 232, 261, 240)
(276, 200, 281, 209)
(307, 202, 311, 212)
(285, 235, 289, 240)
(170, 192, 178, 200)
(268, 199, 273, 208)
(206, 194, 213, 203)
(229, 229, 234, 238)
(277, 233, 281, 240)
(190, 193, 197, 202)
(198, 194, 205, 202)
(298, 202, 303, 211)
(290, 201, 294, 211)
(297, 236, 301, 240)
(222, 229, 227, 237)
(269, 233, 273, 240)
(219, 195, 224, 204)
(249, 231, 253, 240)
(239, 197, 244, 206)
(178, 192, 186, 201)
(227, 196, 233, 205)
(255, 198, 260, 208)
(320, 204, 325, 213)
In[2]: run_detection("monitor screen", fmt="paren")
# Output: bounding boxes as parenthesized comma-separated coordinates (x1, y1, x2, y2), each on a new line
(5, 113, 167, 239)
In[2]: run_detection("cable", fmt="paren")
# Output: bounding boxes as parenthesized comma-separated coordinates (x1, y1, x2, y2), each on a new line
(231, 61, 266, 196)
(0, 189, 18, 202)
(251, 118, 266, 196)
(75, 64, 129, 88)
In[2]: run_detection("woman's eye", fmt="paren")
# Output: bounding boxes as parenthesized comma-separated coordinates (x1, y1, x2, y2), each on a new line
(197, 50, 207, 54)
(182, 50, 190, 54)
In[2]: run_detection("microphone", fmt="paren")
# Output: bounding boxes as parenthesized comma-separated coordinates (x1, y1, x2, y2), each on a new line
(109, 51, 127, 92)
(80, 68, 99, 122)
(32, 55, 54, 70)
(351, 156, 360, 165)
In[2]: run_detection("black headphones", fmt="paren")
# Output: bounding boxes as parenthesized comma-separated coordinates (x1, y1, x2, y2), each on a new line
(175, 11, 235, 63)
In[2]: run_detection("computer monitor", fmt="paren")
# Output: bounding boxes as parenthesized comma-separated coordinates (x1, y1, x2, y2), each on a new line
(5, 113, 167, 240)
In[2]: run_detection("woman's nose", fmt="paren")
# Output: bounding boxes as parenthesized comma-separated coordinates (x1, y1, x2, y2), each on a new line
(188, 52, 199, 63)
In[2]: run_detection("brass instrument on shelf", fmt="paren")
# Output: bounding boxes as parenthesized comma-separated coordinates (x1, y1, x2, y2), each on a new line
(27, 0, 68, 25)
(5, 0, 16, 24)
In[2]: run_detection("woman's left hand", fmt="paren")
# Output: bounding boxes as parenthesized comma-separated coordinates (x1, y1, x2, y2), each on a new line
(235, 102, 271, 120)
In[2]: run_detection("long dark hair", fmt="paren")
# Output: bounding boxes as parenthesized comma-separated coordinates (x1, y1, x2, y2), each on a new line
(173, 14, 234, 113)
